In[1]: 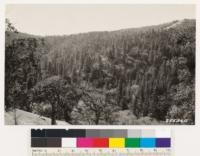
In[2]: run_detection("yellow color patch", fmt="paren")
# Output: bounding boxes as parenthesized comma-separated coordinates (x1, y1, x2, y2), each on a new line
(109, 138, 125, 148)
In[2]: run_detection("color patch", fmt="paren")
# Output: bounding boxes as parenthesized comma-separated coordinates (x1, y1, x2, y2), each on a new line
(109, 138, 125, 148)
(61, 129, 86, 137)
(46, 138, 61, 147)
(62, 138, 76, 147)
(112, 130, 127, 138)
(141, 130, 155, 138)
(99, 130, 127, 137)
(86, 129, 100, 137)
(99, 130, 115, 137)
(140, 138, 156, 148)
(156, 138, 171, 147)
(31, 138, 46, 147)
(31, 129, 46, 137)
(125, 138, 140, 148)
(127, 130, 141, 138)
(46, 129, 63, 137)
(77, 138, 93, 147)
(93, 138, 109, 147)
(156, 130, 171, 138)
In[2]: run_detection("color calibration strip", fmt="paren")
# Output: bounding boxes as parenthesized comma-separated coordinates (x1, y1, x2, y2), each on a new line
(31, 129, 171, 148)
(31, 129, 172, 156)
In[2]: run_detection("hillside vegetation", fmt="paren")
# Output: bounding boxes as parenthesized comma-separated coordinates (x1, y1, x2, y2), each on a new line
(5, 19, 195, 125)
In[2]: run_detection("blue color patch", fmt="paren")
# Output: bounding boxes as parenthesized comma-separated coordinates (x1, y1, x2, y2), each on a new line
(140, 138, 156, 148)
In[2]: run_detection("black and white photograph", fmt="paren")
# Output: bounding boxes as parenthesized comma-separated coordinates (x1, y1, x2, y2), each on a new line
(5, 4, 195, 125)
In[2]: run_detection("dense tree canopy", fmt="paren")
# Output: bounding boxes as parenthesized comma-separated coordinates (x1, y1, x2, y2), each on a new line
(5, 19, 195, 125)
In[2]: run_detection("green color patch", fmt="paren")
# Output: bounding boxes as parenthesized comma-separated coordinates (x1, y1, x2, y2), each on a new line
(125, 138, 140, 147)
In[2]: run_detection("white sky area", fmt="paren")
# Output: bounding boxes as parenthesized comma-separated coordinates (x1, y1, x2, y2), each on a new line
(6, 4, 195, 36)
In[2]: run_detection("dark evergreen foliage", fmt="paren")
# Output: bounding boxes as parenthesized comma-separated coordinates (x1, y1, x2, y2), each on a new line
(5, 19, 195, 125)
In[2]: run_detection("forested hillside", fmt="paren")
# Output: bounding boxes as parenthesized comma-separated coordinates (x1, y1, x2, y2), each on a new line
(5, 19, 195, 125)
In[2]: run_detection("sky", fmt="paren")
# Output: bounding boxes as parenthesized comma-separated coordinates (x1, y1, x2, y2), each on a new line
(6, 4, 195, 36)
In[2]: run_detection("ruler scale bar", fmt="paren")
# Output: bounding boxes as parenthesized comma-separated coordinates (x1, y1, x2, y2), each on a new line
(32, 148, 172, 156)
